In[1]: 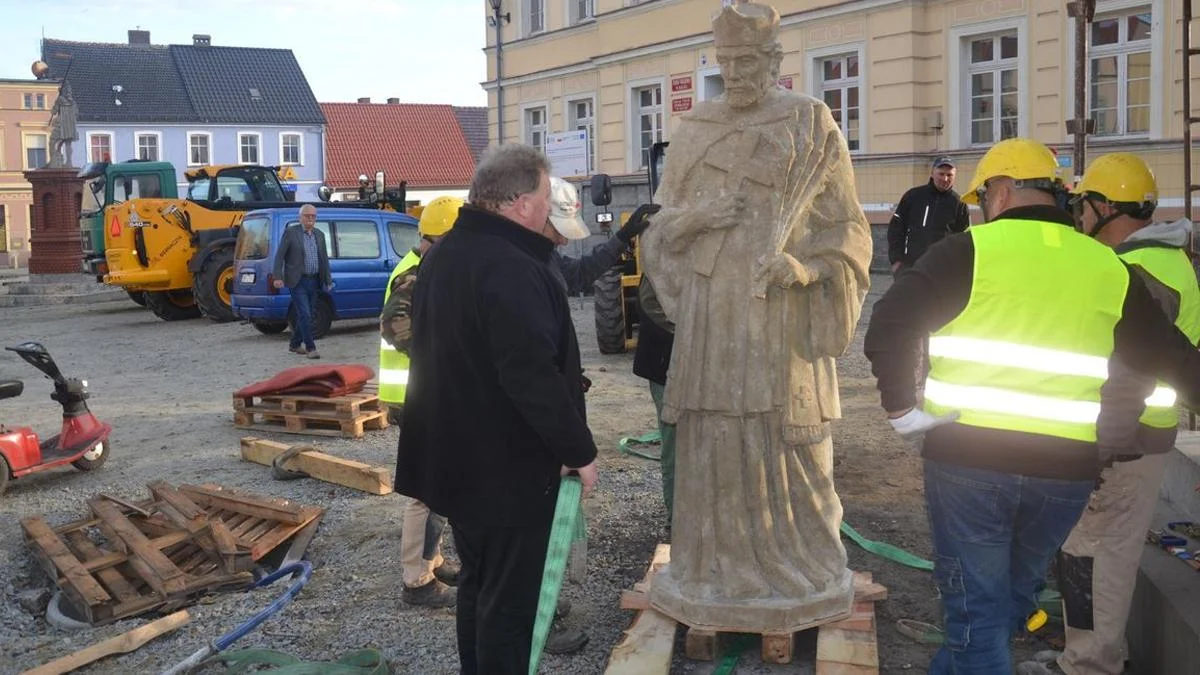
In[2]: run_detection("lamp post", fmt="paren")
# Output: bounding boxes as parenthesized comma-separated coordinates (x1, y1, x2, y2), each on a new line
(488, 0, 511, 145)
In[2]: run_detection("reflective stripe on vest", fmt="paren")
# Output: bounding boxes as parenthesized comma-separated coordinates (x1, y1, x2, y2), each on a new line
(922, 218, 1130, 443)
(379, 251, 421, 404)
(1118, 245, 1200, 428)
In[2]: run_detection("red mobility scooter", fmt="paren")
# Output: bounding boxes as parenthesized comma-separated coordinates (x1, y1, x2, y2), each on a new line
(0, 342, 111, 495)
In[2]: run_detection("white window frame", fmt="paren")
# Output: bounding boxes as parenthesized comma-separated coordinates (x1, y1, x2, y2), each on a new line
(22, 132, 48, 170)
(86, 131, 115, 163)
(22, 93, 32, 110)
(567, 0, 594, 25)
(1067, 0, 1163, 141)
(187, 131, 212, 166)
(964, 32, 1020, 147)
(565, 94, 597, 174)
(806, 42, 867, 154)
(1084, 3, 1155, 138)
(628, 77, 666, 173)
(238, 131, 262, 164)
(695, 65, 722, 102)
(521, 102, 549, 154)
(134, 131, 162, 161)
(524, 0, 546, 36)
(948, 17, 1029, 150)
(279, 131, 305, 166)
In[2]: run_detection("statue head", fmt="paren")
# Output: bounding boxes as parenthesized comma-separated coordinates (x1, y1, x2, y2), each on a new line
(713, 2, 783, 109)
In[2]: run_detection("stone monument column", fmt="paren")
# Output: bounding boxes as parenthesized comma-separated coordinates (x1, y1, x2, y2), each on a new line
(23, 168, 84, 275)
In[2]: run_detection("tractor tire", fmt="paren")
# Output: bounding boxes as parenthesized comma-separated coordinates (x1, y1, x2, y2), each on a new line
(0, 453, 9, 496)
(193, 248, 237, 323)
(126, 290, 147, 307)
(72, 439, 109, 472)
(144, 290, 202, 321)
(593, 268, 626, 354)
(287, 295, 335, 340)
(252, 321, 289, 335)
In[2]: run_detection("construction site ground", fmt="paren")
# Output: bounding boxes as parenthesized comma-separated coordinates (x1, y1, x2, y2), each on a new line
(0, 273, 1048, 674)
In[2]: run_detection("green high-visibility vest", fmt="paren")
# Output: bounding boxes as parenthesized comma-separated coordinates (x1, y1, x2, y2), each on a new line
(379, 250, 421, 405)
(922, 218, 1130, 443)
(1118, 244, 1200, 428)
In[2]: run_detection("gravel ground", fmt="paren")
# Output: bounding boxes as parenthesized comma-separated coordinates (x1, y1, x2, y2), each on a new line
(0, 275, 1048, 674)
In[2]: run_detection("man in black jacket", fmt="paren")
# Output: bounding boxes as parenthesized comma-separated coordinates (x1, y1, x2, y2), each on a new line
(887, 156, 971, 272)
(395, 144, 599, 675)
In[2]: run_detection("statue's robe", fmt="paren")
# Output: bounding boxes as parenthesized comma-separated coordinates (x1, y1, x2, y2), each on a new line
(641, 88, 873, 631)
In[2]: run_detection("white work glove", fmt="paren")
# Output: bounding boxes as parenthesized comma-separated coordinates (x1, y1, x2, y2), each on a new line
(888, 408, 960, 441)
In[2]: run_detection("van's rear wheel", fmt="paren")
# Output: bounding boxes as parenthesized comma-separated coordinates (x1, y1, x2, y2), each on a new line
(194, 248, 236, 323)
(252, 321, 288, 335)
(287, 295, 334, 340)
(144, 290, 202, 321)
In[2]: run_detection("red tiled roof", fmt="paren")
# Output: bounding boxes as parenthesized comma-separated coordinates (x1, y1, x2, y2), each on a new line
(320, 102, 478, 189)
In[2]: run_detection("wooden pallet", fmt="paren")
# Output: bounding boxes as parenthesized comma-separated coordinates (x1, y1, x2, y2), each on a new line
(607, 544, 886, 673)
(233, 387, 388, 439)
(21, 482, 324, 627)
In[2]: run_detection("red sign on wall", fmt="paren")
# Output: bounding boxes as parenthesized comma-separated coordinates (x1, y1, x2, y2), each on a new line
(672, 96, 693, 113)
(671, 76, 693, 93)
(778, 76, 793, 90)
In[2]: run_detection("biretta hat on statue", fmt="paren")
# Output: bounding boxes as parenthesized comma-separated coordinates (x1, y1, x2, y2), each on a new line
(713, 2, 780, 48)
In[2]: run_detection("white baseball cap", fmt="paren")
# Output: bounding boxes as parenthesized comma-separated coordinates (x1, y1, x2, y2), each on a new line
(548, 176, 591, 240)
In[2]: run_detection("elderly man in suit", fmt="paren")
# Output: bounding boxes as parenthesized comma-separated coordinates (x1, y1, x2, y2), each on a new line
(272, 203, 333, 359)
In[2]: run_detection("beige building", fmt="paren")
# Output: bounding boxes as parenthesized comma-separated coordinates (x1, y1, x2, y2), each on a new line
(0, 78, 57, 269)
(483, 0, 1195, 221)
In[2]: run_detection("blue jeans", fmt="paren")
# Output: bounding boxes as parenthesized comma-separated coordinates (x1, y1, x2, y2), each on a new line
(923, 458, 1092, 674)
(289, 275, 319, 351)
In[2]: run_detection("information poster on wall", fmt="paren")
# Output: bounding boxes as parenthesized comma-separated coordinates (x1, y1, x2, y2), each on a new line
(546, 129, 590, 177)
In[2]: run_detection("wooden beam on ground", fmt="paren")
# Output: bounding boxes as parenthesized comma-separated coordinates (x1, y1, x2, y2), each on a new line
(239, 436, 393, 496)
(816, 573, 881, 675)
(604, 543, 676, 675)
(20, 610, 190, 675)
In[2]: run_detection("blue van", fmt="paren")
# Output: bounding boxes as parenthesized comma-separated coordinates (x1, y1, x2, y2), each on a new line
(230, 207, 420, 337)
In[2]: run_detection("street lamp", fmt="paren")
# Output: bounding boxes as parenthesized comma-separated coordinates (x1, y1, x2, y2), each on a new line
(488, 0, 511, 145)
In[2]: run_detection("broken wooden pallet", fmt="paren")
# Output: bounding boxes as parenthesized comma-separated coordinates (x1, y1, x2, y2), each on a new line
(21, 482, 324, 627)
(607, 543, 886, 673)
(240, 436, 394, 495)
(233, 387, 388, 439)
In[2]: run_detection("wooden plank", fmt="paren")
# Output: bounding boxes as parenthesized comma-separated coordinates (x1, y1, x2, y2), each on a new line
(604, 544, 676, 675)
(21, 610, 190, 675)
(619, 589, 650, 611)
(816, 600, 879, 675)
(852, 571, 887, 603)
(89, 498, 189, 596)
(684, 628, 719, 661)
(63, 531, 140, 603)
(761, 632, 795, 665)
(248, 511, 323, 561)
(239, 437, 394, 495)
(177, 484, 306, 525)
(21, 517, 113, 612)
(148, 482, 206, 520)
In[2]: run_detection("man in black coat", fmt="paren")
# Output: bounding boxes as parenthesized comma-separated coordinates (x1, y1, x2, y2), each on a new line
(887, 156, 970, 273)
(395, 144, 599, 675)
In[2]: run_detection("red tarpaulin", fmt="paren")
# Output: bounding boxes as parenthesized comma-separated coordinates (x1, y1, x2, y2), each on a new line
(235, 364, 375, 399)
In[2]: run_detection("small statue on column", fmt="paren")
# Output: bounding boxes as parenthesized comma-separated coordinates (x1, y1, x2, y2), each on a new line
(47, 81, 78, 169)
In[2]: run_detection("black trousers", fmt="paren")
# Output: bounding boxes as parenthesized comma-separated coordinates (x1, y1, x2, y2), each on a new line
(451, 517, 552, 675)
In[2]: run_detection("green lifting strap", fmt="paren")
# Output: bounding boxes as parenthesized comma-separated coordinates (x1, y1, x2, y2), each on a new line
(617, 429, 663, 461)
(529, 476, 586, 675)
(839, 522, 934, 572)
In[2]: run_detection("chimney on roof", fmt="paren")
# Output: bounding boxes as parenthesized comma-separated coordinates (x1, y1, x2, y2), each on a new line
(128, 29, 150, 45)
(387, 97, 400, 104)
(193, 34, 211, 47)
(357, 97, 371, 104)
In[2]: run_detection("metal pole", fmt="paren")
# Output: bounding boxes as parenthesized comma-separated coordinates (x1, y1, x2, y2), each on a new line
(494, 8, 505, 145)
(1070, 0, 1095, 184)
(1185, 0, 1193, 232)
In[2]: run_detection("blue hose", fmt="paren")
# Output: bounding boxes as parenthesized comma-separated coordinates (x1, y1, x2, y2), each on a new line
(159, 561, 313, 675)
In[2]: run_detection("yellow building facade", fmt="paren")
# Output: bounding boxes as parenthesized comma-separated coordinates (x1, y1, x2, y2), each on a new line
(483, 0, 1194, 220)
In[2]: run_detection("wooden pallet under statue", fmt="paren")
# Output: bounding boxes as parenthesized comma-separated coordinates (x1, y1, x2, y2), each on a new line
(606, 544, 887, 674)
(21, 481, 324, 627)
(233, 384, 388, 439)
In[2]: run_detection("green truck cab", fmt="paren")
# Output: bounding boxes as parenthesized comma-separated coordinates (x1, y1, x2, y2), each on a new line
(79, 160, 178, 281)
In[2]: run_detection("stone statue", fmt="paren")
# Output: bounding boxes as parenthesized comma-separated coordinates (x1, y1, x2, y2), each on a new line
(641, 1, 873, 633)
(47, 81, 78, 168)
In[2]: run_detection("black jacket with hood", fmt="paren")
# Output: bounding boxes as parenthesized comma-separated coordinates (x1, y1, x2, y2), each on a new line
(887, 180, 971, 267)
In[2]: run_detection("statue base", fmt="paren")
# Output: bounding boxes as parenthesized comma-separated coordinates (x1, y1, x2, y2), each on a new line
(648, 562, 855, 634)
(23, 167, 84, 275)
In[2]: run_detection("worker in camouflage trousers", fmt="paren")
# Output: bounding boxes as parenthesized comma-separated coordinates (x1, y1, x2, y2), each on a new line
(380, 196, 464, 608)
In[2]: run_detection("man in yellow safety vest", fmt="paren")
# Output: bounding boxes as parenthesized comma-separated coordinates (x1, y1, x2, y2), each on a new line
(380, 195, 463, 607)
(864, 138, 1200, 674)
(1043, 154, 1200, 675)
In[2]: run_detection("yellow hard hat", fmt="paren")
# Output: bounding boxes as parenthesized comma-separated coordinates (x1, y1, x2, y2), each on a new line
(962, 138, 1060, 205)
(418, 196, 464, 238)
(1072, 152, 1157, 216)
